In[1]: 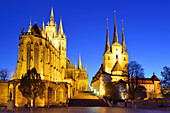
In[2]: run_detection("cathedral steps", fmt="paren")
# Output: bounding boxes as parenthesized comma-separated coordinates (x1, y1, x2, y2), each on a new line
(68, 99, 109, 107)
(68, 91, 109, 107)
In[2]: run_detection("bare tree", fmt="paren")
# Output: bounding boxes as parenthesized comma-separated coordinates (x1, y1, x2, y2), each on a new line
(161, 66, 170, 87)
(0, 68, 9, 81)
(18, 68, 45, 107)
(124, 61, 144, 99)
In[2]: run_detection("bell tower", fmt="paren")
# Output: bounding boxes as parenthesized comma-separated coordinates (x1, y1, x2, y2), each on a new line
(46, 7, 57, 41)
(57, 18, 67, 69)
(103, 12, 128, 75)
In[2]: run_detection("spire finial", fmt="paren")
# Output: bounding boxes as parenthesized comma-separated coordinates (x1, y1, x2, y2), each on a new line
(113, 10, 118, 43)
(58, 18, 63, 35)
(51, 6, 54, 18)
(105, 18, 110, 52)
(78, 53, 83, 70)
(28, 17, 32, 33)
(86, 64, 87, 71)
(122, 19, 126, 52)
(30, 17, 31, 26)
(42, 18, 45, 30)
(75, 62, 77, 69)
(50, 6, 54, 25)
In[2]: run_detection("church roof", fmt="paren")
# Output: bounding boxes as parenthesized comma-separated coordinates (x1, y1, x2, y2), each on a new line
(111, 61, 122, 72)
(31, 24, 42, 35)
(151, 74, 160, 81)
(66, 57, 75, 69)
(111, 42, 122, 47)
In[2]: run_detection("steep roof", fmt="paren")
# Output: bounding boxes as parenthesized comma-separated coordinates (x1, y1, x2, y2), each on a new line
(111, 61, 122, 72)
(151, 75, 160, 81)
(66, 57, 75, 69)
(31, 24, 42, 35)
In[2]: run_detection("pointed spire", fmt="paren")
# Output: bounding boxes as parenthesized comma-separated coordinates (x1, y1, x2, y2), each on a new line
(50, 6, 54, 25)
(122, 20, 126, 52)
(28, 17, 32, 32)
(75, 62, 77, 69)
(113, 11, 118, 43)
(78, 53, 83, 70)
(105, 18, 110, 52)
(50, 6, 54, 18)
(58, 18, 63, 35)
(42, 19, 45, 30)
(85, 64, 87, 71)
(23, 26, 25, 35)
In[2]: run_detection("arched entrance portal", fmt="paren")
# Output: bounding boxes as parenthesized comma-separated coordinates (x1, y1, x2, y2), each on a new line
(9, 84, 13, 100)
(55, 87, 63, 102)
(48, 87, 53, 103)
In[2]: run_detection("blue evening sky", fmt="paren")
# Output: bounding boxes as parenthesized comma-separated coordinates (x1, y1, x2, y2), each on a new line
(0, 0, 170, 85)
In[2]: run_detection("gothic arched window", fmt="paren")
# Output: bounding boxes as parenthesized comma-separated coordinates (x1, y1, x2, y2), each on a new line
(27, 41, 31, 70)
(108, 56, 110, 60)
(116, 54, 118, 59)
(34, 42, 39, 71)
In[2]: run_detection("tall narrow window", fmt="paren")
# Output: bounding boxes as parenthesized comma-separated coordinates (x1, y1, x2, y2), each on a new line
(27, 42, 31, 70)
(108, 56, 110, 60)
(116, 54, 118, 59)
(34, 42, 39, 71)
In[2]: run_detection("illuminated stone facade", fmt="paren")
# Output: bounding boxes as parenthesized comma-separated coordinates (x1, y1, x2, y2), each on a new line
(91, 15, 162, 99)
(7, 7, 88, 107)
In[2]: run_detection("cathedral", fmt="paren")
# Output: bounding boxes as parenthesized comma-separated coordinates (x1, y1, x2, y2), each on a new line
(91, 14, 162, 100)
(6, 7, 88, 107)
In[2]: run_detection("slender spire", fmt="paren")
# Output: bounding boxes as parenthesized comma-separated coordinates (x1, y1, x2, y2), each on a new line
(122, 20, 126, 52)
(28, 17, 32, 32)
(42, 19, 45, 30)
(105, 18, 110, 52)
(22, 26, 25, 33)
(58, 18, 63, 35)
(75, 62, 77, 69)
(50, 6, 54, 25)
(85, 64, 87, 71)
(113, 11, 118, 43)
(78, 53, 83, 70)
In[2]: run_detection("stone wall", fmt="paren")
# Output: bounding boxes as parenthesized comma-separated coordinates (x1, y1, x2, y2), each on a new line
(0, 83, 8, 106)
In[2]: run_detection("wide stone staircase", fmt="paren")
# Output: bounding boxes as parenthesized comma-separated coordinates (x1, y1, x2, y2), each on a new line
(68, 91, 109, 107)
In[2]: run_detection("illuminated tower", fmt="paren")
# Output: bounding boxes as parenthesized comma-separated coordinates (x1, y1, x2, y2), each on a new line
(46, 7, 57, 41)
(103, 13, 128, 81)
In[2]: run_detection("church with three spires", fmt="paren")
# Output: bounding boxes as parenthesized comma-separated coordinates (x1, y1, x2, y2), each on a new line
(91, 13, 162, 100)
(7, 7, 88, 107)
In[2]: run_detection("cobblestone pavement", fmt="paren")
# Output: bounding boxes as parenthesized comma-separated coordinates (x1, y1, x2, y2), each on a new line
(1, 107, 169, 113)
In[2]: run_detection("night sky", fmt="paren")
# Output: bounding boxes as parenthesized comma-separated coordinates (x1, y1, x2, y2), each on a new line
(0, 0, 170, 85)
